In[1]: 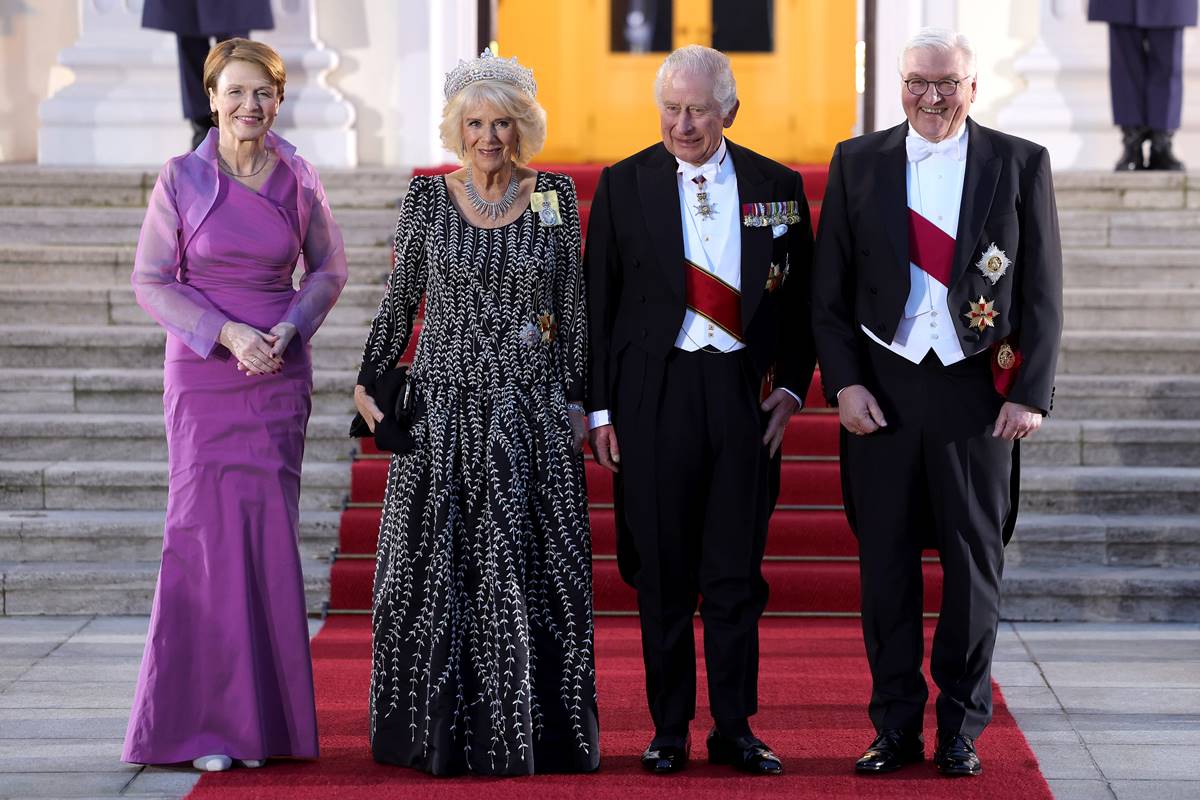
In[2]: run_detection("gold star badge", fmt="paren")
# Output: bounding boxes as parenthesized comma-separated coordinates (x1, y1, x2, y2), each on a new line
(965, 296, 999, 332)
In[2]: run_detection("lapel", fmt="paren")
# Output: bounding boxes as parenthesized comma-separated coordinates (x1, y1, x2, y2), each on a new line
(950, 118, 1002, 286)
(726, 139, 773, 326)
(636, 144, 686, 300)
(875, 122, 910, 272)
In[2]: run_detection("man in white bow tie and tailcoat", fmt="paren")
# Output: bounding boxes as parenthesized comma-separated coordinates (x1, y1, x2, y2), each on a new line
(812, 27, 1063, 777)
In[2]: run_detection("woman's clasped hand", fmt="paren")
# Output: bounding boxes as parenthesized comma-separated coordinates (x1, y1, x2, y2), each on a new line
(223, 320, 298, 375)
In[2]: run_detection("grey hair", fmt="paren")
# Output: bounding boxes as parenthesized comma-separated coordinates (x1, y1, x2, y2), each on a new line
(898, 27, 977, 76)
(654, 45, 738, 115)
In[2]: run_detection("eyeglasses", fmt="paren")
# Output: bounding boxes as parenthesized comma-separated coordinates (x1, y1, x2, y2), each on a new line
(903, 77, 970, 96)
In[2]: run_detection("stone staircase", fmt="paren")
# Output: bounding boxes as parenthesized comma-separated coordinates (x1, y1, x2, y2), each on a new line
(0, 167, 1196, 620)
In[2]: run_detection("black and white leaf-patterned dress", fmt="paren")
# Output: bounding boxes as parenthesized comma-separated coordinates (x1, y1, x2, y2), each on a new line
(357, 173, 599, 776)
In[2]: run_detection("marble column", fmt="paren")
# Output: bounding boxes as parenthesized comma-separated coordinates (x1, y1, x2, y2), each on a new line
(38, 0, 356, 167)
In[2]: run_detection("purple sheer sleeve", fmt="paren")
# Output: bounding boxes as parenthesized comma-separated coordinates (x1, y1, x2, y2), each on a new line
(131, 163, 230, 358)
(281, 163, 348, 340)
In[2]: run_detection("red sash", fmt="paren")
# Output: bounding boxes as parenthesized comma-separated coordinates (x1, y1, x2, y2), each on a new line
(907, 208, 955, 286)
(684, 258, 742, 339)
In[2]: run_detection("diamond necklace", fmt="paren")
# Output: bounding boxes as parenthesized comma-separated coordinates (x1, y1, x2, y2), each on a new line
(464, 166, 520, 221)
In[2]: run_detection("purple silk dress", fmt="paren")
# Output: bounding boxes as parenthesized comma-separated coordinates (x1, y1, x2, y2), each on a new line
(123, 130, 346, 765)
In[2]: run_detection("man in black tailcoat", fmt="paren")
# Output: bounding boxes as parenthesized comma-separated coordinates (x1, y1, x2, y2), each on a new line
(1088, 0, 1198, 170)
(585, 44, 816, 775)
(142, 0, 275, 149)
(812, 28, 1063, 777)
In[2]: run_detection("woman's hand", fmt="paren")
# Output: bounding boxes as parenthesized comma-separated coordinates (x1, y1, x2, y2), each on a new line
(568, 409, 587, 455)
(268, 322, 298, 361)
(354, 384, 384, 433)
(221, 322, 281, 376)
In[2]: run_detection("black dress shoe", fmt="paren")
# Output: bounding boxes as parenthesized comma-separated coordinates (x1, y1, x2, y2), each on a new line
(1115, 125, 1148, 171)
(855, 728, 924, 774)
(934, 732, 982, 777)
(641, 734, 690, 773)
(706, 727, 783, 775)
(1148, 130, 1186, 171)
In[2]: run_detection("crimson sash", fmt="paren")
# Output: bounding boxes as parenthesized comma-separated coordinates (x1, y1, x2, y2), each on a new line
(684, 258, 742, 339)
(907, 208, 955, 286)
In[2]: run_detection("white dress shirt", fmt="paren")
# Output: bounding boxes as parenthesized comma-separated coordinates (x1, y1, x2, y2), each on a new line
(588, 139, 799, 430)
(861, 123, 970, 366)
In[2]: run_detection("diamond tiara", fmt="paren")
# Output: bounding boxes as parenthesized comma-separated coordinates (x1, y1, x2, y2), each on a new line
(443, 49, 537, 101)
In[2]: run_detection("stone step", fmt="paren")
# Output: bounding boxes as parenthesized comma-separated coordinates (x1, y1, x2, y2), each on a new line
(0, 460, 348, 512)
(1062, 248, 1200, 288)
(0, 559, 331, 615)
(0, 324, 370, 371)
(0, 284, 385, 327)
(0, 413, 359, 462)
(1056, 330, 1200, 374)
(0, 243, 393, 287)
(1010, 513, 1200, 569)
(1029, 420, 1200, 467)
(0, 207, 399, 248)
(1019, 466, 1200, 515)
(1000, 565, 1200, 622)
(1049, 374, 1200, 420)
(0, 165, 409, 209)
(1064, 288, 1200, 329)
(1059, 208, 1200, 248)
(1053, 171, 1191, 210)
(0, 509, 339, 562)
(0, 368, 360, 415)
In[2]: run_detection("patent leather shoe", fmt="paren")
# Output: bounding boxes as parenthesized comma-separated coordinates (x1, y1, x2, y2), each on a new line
(641, 734, 689, 773)
(855, 728, 924, 774)
(706, 727, 783, 775)
(934, 732, 982, 777)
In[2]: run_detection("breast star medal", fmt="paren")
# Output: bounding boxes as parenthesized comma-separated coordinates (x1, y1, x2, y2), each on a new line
(965, 296, 1000, 332)
(530, 190, 561, 226)
(693, 181, 716, 220)
(976, 242, 1011, 285)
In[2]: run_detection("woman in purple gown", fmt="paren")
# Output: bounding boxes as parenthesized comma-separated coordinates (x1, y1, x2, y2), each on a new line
(122, 39, 347, 772)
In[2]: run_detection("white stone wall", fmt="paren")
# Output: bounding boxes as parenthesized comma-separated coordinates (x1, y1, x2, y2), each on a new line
(0, 0, 78, 162)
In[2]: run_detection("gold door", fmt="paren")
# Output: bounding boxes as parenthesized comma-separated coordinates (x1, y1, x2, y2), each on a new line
(496, 0, 857, 163)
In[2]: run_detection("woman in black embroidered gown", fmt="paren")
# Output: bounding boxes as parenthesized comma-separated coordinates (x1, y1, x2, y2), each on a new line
(353, 51, 598, 776)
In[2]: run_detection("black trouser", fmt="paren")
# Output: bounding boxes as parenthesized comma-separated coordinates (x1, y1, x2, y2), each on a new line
(612, 346, 773, 733)
(177, 32, 247, 121)
(841, 345, 1013, 738)
(1108, 24, 1185, 130)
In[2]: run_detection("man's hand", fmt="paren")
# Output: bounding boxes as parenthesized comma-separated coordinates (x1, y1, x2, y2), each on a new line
(761, 388, 800, 457)
(353, 384, 384, 434)
(588, 424, 621, 473)
(993, 401, 1043, 440)
(838, 384, 888, 435)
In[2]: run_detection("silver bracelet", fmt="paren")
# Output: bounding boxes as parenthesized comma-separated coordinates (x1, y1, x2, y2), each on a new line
(566, 402, 585, 414)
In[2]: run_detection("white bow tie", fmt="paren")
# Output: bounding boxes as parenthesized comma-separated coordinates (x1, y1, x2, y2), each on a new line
(906, 136, 965, 162)
(680, 162, 719, 185)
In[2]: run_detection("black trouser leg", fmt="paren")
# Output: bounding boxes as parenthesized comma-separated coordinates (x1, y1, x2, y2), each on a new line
(1108, 25, 1148, 128)
(696, 352, 771, 727)
(1144, 27, 1185, 132)
(842, 347, 930, 733)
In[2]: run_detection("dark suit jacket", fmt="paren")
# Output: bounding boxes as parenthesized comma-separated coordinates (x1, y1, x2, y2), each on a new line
(812, 118, 1063, 414)
(142, 0, 274, 36)
(584, 140, 816, 415)
(1088, 0, 1198, 28)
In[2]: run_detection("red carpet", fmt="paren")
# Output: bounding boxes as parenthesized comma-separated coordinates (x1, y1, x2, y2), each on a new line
(188, 617, 1052, 799)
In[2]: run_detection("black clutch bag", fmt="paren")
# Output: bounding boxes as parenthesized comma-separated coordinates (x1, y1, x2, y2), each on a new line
(350, 366, 421, 454)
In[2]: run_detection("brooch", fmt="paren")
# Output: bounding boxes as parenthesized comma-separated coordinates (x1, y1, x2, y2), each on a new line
(742, 201, 801, 228)
(765, 259, 789, 292)
(964, 296, 1000, 332)
(530, 190, 561, 226)
(976, 242, 1011, 285)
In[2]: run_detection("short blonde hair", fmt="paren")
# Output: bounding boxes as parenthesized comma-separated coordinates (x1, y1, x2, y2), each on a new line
(439, 80, 547, 166)
(203, 38, 287, 113)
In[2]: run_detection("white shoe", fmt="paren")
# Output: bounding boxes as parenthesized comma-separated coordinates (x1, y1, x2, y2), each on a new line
(193, 754, 233, 771)
(239, 759, 266, 768)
